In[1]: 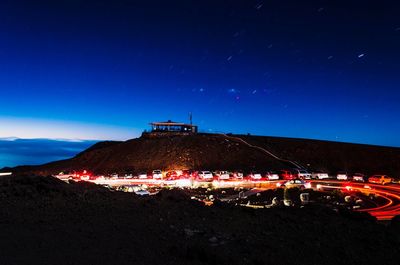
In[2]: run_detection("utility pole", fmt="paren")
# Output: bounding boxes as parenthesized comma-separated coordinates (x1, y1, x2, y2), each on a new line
(189, 112, 192, 125)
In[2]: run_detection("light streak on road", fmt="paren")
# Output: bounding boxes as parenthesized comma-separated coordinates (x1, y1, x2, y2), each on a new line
(312, 180, 400, 221)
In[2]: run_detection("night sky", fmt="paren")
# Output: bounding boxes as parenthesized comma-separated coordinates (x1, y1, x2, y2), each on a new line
(1, 0, 400, 146)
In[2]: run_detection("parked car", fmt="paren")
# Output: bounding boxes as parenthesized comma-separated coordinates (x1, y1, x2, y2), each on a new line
(214, 171, 230, 180)
(311, 172, 329, 179)
(181, 170, 196, 179)
(121, 185, 141, 193)
(280, 170, 296, 180)
(96, 175, 106, 181)
(265, 171, 280, 180)
(138, 172, 149, 179)
(198, 171, 213, 181)
(336, 172, 348, 180)
(124, 174, 133, 179)
(368, 175, 392, 185)
(247, 172, 263, 181)
(152, 170, 163, 179)
(134, 189, 150, 196)
(80, 175, 90, 181)
(165, 171, 180, 180)
(279, 179, 311, 189)
(352, 173, 365, 182)
(55, 172, 75, 181)
(110, 173, 119, 179)
(294, 169, 312, 179)
(231, 171, 244, 180)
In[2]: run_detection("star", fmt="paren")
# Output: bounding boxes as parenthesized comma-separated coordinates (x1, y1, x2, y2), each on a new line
(228, 88, 237, 94)
(255, 3, 263, 10)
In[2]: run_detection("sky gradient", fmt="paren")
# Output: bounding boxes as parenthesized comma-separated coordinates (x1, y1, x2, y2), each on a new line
(1, 0, 400, 146)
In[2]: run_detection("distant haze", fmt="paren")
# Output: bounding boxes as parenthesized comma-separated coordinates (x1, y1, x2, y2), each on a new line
(0, 138, 98, 168)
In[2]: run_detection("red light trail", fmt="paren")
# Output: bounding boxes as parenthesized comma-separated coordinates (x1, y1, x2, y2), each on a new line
(313, 180, 400, 221)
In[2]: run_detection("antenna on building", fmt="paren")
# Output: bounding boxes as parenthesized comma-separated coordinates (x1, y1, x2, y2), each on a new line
(189, 112, 193, 125)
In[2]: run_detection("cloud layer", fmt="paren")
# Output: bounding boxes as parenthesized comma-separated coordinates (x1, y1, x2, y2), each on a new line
(0, 138, 98, 168)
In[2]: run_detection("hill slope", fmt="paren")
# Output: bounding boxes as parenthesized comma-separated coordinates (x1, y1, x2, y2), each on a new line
(238, 134, 400, 176)
(9, 133, 400, 177)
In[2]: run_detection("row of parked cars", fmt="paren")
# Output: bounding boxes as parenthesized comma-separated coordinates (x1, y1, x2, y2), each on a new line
(110, 169, 333, 182)
(161, 170, 286, 181)
(57, 169, 396, 185)
(338, 173, 393, 185)
(107, 169, 393, 184)
(104, 170, 280, 181)
(286, 170, 395, 185)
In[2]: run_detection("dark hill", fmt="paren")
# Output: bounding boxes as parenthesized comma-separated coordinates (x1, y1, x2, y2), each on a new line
(10, 133, 400, 177)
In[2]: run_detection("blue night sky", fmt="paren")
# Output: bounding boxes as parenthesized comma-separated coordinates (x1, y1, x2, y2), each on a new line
(1, 0, 400, 148)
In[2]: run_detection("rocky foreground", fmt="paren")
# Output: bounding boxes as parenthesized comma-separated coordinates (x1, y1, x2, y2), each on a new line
(0, 175, 399, 265)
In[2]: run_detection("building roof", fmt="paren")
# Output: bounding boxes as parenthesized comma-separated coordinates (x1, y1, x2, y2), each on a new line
(150, 120, 196, 126)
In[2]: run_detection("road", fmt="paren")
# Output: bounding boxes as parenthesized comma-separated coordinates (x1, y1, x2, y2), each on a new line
(220, 133, 304, 169)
